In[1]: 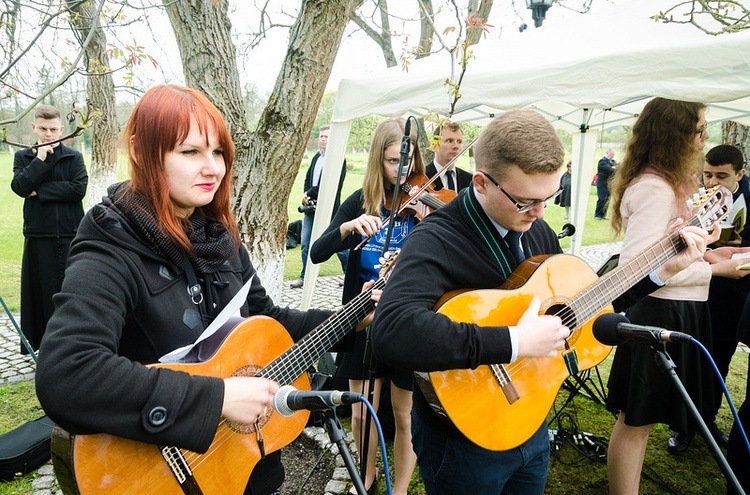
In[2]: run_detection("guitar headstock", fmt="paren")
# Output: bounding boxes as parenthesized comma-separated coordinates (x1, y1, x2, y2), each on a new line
(377, 249, 400, 280)
(689, 185, 733, 230)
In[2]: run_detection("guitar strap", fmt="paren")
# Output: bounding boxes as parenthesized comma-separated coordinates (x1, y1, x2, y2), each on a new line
(460, 187, 533, 279)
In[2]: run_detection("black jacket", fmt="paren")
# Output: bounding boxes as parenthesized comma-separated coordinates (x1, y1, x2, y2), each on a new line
(310, 189, 367, 304)
(303, 151, 346, 217)
(11, 143, 87, 237)
(596, 156, 616, 190)
(426, 160, 473, 192)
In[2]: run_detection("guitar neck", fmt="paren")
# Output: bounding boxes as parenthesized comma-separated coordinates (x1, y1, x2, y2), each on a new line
(256, 278, 384, 385)
(568, 225, 690, 325)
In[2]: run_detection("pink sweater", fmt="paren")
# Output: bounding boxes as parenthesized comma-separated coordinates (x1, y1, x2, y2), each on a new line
(619, 173, 711, 302)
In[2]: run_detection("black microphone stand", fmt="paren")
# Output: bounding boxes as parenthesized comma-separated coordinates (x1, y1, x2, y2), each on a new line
(650, 343, 745, 494)
(357, 118, 413, 488)
(321, 407, 368, 495)
(382, 118, 412, 254)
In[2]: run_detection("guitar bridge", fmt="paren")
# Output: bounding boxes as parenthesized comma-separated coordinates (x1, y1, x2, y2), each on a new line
(159, 445, 204, 494)
(490, 364, 520, 404)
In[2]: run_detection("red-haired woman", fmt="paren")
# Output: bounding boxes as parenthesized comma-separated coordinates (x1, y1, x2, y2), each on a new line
(35, 85, 375, 495)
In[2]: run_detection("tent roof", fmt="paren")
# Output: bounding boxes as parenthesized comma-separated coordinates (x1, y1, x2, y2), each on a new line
(332, 0, 750, 131)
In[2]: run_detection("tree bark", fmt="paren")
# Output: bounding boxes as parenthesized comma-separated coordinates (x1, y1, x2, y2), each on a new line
(466, 0, 494, 46)
(163, 0, 363, 298)
(416, 0, 434, 59)
(722, 121, 750, 173)
(67, 0, 118, 210)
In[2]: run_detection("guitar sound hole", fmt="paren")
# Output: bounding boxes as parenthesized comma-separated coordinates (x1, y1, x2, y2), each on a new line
(545, 303, 577, 330)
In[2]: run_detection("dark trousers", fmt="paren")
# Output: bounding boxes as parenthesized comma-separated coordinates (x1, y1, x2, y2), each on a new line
(20, 237, 72, 354)
(595, 187, 610, 218)
(412, 411, 550, 494)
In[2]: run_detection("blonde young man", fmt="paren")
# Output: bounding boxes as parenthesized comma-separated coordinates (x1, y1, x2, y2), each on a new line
(425, 121, 472, 193)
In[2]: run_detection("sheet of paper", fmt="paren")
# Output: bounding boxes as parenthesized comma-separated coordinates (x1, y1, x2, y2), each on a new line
(159, 274, 254, 363)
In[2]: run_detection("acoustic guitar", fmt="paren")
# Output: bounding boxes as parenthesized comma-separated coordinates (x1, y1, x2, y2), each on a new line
(415, 186, 732, 452)
(51, 252, 399, 495)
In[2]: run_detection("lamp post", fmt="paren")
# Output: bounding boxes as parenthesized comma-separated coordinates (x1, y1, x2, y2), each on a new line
(525, 0, 554, 28)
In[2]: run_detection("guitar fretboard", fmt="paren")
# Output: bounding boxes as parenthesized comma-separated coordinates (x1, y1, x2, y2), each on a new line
(567, 229, 684, 327)
(256, 278, 386, 385)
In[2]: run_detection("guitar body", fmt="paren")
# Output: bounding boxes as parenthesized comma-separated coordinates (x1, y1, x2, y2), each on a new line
(52, 316, 310, 495)
(422, 254, 613, 452)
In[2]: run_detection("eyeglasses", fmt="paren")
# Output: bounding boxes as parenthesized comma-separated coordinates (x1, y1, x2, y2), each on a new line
(479, 170, 562, 213)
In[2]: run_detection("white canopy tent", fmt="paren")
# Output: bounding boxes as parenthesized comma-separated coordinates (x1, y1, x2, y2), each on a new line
(300, 0, 750, 308)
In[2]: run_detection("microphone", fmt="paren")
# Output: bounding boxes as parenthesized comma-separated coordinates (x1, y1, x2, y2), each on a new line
(557, 223, 576, 239)
(398, 118, 412, 178)
(273, 385, 361, 417)
(592, 313, 692, 346)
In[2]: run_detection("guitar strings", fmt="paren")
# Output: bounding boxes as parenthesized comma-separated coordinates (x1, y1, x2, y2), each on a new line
(503, 223, 691, 377)
(179, 271, 392, 471)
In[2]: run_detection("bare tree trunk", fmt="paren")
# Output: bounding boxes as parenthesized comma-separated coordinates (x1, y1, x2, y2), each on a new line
(351, 1, 398, 67)
(163, 0, 363, 299)
(67, 0, 118, 210)
(466, 0, 494, 46)
(416, 0, 434, 59)
(722, 121, 750, 173)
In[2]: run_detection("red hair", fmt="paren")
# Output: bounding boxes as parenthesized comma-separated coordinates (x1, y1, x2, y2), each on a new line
(124, 84, 239, 254)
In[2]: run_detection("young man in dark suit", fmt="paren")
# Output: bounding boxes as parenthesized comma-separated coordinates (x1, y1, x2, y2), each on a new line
(425, 121, 472, 193)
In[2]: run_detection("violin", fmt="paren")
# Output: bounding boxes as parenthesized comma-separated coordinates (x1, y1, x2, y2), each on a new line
(385, 173, 457, 220)
(354, 137, 478, 251)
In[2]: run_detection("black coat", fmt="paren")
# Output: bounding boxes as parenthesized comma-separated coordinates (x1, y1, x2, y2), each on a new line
(11, 143, 87, 237)
(558, 171, 572, 207)
(596, 156, 616, 190)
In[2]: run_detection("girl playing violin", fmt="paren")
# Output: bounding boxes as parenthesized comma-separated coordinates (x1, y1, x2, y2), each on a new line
(311, 118, 422, 495)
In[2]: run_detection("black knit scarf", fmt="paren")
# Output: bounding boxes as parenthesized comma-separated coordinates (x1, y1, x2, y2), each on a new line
(109, 182, 235, 274)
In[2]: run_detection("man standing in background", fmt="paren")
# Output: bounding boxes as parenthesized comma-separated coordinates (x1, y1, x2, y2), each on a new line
(10, 104, 88, 353)
(291, 125, 347, 288)
(426, 121, 472, 193)
(595, 148, 616, 219)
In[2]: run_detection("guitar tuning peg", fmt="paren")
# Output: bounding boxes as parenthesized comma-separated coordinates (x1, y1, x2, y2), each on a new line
(686, 199, 695, 208)
(698, 186, 707, 196)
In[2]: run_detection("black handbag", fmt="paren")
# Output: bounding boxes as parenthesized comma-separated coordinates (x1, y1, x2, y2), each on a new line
(0, 415, 54, 481)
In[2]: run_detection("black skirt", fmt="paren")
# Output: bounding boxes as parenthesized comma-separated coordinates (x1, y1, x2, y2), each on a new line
(337, 327, 413, 391)
(605, 297, 715, 433)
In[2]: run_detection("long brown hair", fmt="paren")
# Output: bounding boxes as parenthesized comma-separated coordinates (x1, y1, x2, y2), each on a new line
(124, 84, 239, 254)
(610, 98, 706, 236)
(362, 118, 425, 215)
